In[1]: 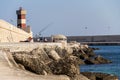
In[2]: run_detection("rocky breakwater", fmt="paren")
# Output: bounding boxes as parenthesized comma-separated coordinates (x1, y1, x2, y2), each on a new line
(68, 44, 112, 65)
(0, 50, 71, 80)
(12, 47, 89, 80)
(11, 43, 118, 80)
(1, 42, 118, 80)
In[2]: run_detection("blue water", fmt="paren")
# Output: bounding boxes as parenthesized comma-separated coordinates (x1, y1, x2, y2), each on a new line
(80, 46, 120, 79)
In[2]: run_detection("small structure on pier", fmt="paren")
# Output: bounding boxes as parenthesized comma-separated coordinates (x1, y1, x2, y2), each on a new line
(51, 34, 67, 47)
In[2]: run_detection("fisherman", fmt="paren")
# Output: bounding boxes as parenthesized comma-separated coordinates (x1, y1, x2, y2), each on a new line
(43, 37, 48, 42)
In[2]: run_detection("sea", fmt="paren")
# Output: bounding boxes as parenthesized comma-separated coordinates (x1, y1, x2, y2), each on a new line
(80, 45, 120, 79)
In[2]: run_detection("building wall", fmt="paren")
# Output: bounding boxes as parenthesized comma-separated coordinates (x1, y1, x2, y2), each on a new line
(0, 20, 32, 42)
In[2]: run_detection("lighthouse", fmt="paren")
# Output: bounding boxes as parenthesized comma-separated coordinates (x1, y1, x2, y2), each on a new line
(16, 7, 27, 29)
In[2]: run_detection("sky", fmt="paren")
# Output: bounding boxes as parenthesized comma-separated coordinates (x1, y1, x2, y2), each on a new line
(0, 0, 120, 36)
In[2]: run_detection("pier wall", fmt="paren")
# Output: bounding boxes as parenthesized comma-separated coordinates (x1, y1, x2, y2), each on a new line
(0, 20, 32, 42)
(0, 43, 63, 52)
(67, 35, 120, 42)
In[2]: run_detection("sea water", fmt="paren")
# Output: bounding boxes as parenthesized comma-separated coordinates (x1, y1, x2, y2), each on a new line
(80, 46, 120, 79)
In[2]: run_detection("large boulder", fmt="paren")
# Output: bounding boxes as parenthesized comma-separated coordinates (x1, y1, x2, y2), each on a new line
(72, 74, 90, 80)
(31, 47, 52, 63)
(72, 47, 89, 60)
(95, 55, 112, 64)
(54, 46, 68, 57)
(84, 59, 97, 64)
(48, 50, 61, 60)
(48, 56, 80, 78)
(84, 55, 112, 64)
(81, 72, 96, 80)
(79, 53, 89, 60)
(65, 47, 73, 54)
(12, 48, 52, 75)
(83, 48, 95, 57)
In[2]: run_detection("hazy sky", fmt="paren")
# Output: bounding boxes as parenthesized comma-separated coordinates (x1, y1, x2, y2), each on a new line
(0, 0, 120, 36)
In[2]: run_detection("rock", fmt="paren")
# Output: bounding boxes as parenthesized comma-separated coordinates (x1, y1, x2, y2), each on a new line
(81, 72, 96, 80)
(68, 41, 81, 49)
(72, 47, 112, 65)
(31, 47, 52, 63)
(68, 55, 85, 65)
(103, 75, 119, 80)
(83, 48, 95, 57)
(48, 56, 80, 78)
(79, 53, 89, 60)
(84, 56, 112, 64)
(13, 53, 52, 75)
(80, 45, 89, 49)
(84, 59, 96, 64)
(92, 47, 99, 50)
(84, 58, 99, 65)
(54, 46, 67, 57)
(72, 47, 89, 60)
(81, 72, 118, 80)
(18, 64, 25, 70)
(12, 48, 52, 75)
(48, 50, 61, 60)
(66, 47, 73, 54)
(72, 74, 90, 80)
(77, 59, 85, 65)
(95, 55, 112, 64)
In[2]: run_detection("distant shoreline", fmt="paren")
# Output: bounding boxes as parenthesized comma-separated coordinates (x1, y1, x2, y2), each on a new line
(80, 42, 120, 46)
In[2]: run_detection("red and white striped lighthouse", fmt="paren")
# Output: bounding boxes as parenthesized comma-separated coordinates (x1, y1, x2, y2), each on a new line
(16, 7, 27, 29)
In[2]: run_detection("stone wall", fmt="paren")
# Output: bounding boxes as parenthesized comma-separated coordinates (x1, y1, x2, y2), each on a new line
(0, 42, 63, 52)
(0, 19, 32, 42)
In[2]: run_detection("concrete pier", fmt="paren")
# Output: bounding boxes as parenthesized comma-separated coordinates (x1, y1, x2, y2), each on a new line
(0, 42, 63, 52)
(81, 42, 120, 45)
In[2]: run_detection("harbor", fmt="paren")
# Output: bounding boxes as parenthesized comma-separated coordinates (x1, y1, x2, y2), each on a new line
(0, 1, 120, 80)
